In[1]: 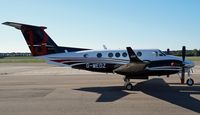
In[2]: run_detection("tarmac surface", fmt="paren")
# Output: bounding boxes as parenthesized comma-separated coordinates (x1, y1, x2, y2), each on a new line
(0, 63, 199, 115)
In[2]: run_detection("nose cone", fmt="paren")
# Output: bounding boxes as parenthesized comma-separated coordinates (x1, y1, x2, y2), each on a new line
(184, 60, 195, 68)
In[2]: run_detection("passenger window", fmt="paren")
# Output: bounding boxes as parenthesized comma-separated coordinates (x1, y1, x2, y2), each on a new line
(122, 52, 127, 57)
(137, 51, 142, 57)
(83, 54, 89, 58)
(97, 53, 102, 58)
(115, 52, 120, 58)
(108, 53, 113, 58)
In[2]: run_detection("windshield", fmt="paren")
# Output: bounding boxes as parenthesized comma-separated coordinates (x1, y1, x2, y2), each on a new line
(158, 50, 166, 56)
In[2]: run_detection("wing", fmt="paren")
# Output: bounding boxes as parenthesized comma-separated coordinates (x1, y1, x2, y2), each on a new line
(114, 47, 148, 75)
(126, 47, 143, 63)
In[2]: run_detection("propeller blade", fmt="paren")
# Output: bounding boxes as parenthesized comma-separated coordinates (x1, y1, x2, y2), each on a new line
(181, 46, 186, 84)
(182, 46, 186, 62)
(181, 66, 185, 84)
(167, 48, 170, 55)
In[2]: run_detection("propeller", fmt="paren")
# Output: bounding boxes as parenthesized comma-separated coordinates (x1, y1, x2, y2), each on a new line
(181, 46, 186, 84)
(167, 48, 170, 55)
(166, 49, 170, 77)
(182, 46, 186, 62)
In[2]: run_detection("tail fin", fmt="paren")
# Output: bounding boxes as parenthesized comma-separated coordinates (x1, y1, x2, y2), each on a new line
(2, 22, 89, 56)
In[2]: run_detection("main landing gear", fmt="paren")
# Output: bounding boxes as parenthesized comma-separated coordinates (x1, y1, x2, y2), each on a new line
(123, 77, 133, 90)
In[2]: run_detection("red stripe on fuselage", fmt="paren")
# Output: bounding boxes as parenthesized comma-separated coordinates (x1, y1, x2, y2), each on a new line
(50, 60, 68, 63)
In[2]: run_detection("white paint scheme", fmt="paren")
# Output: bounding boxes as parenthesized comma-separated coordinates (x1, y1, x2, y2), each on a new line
(39, 49, 194, 69)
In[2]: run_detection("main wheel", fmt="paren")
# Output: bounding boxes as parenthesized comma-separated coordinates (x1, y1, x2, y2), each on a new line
(125, 83, 133, 90)
(186, 78, 194, 86)
(123, 77, 130, 82)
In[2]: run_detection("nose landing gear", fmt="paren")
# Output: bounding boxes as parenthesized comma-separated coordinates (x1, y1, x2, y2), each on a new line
(180, 69, 194, 86)
(186, 78, 194, 86)
(186, 70, 194, 86)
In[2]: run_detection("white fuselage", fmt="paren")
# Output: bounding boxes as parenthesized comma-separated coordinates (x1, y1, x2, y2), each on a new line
(39, 49, 194, 70)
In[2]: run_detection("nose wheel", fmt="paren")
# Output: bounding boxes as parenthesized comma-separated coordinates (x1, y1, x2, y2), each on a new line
(186, 78, 194, 86)
(186, 70, 194, 86)
(180, 70, 194, 86)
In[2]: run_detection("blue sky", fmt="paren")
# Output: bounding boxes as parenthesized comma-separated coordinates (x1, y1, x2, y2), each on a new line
(0, 0, 200, 52)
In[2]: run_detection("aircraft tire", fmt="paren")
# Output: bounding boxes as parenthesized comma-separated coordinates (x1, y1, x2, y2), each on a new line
(125, 83, 133, 90)
(186, 78, 194, 86)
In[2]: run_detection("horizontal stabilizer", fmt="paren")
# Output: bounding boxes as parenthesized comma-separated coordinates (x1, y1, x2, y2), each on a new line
(2, 22, 47, 30)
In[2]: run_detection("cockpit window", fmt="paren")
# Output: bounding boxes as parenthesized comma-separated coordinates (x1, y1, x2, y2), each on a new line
(159, 54, 163, 56)
(158, 50, 166, 56)
(152, 51, 158, 56)
(152, 50, 166, 56)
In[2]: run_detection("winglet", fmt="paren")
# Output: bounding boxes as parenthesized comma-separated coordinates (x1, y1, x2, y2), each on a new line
(126, 47, 143, 63)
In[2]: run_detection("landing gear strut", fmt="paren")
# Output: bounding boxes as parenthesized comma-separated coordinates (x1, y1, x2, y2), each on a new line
(186, 70, 194, 86)
(123, 76, 133, 90)
(180, 69, 194, 86)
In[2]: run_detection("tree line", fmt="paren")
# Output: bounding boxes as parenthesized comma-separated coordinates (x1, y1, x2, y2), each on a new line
(0, 53, 31, 57)
(164, 49, 200, 56)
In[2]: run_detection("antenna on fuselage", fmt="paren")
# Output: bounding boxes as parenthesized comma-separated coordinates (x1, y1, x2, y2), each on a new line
(103, 44, 107, 50)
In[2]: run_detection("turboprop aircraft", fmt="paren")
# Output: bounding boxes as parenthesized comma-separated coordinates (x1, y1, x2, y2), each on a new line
(2, 22, 195, 90)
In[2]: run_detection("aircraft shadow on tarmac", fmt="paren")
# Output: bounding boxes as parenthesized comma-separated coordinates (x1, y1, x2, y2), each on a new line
(74, 78, 200, 113)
